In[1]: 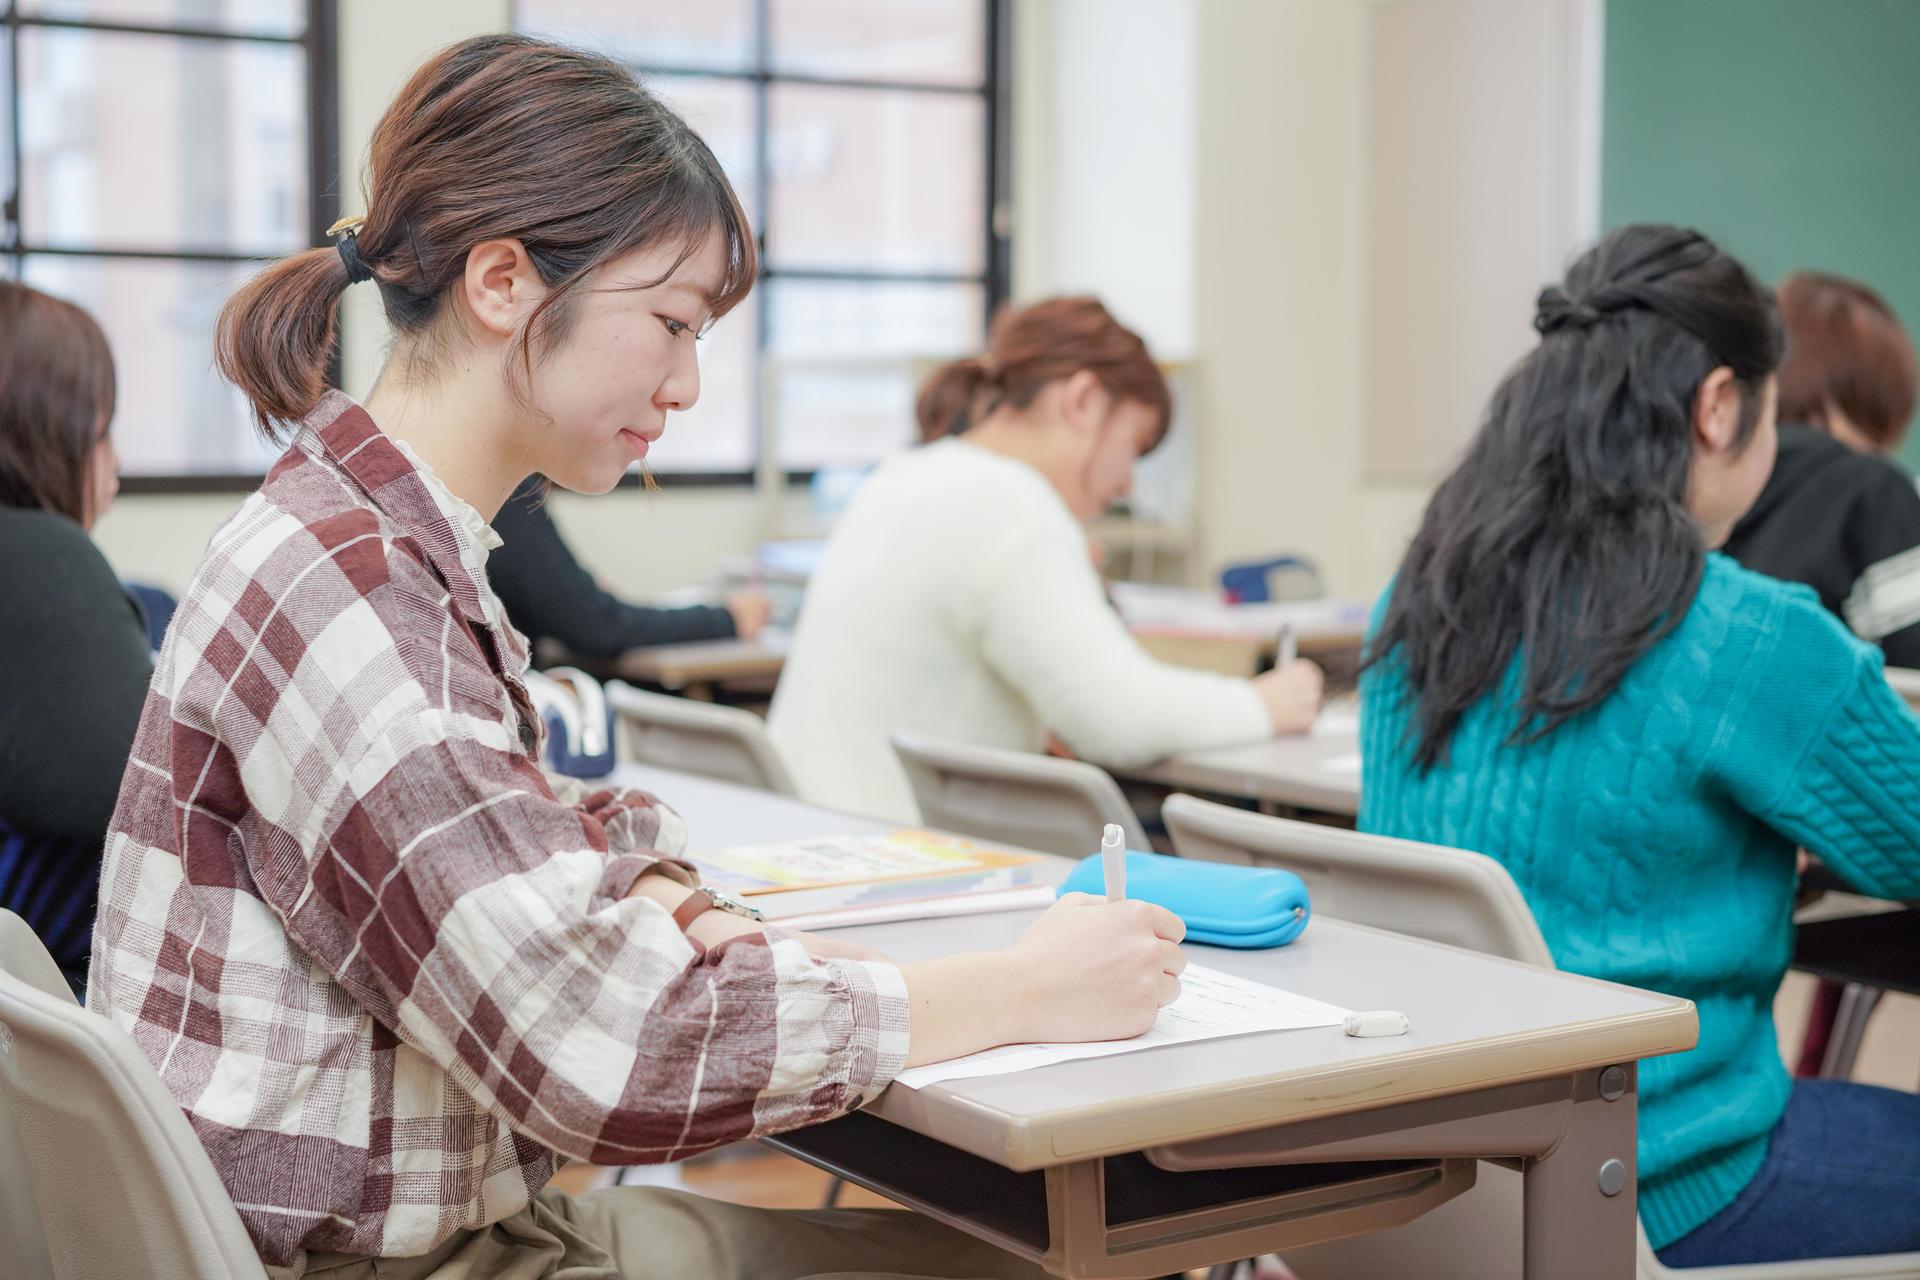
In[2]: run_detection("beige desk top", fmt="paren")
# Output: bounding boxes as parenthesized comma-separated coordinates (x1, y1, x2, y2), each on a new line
(604, 634, 790, 690)
(1120, 731, 1363, 817)
(614, 763, 1694, 1173)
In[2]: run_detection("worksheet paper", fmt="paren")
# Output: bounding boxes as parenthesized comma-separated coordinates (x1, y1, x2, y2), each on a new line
(891, 963, 1351, 1089)
(1311, 704, 1361, 738)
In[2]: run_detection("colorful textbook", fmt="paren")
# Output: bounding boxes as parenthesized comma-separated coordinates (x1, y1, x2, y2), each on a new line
(690, 830, 1054, 928)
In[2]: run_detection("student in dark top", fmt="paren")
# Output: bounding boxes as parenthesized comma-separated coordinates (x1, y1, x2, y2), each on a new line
(0, 280, 152, 994)
(490, 475, 771, 661)
(1723, 271, 1920, 666)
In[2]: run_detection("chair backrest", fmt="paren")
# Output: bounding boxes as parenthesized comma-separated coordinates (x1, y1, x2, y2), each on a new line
(1161, 794, 1551, 965)
(0, 910, 267, 1280)
(891, 733, 1149, 858)
(1885, 665, 1920, 712)
(606, 681, 797, 796)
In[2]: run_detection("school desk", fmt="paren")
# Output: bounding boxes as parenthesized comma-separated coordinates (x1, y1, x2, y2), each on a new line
(614, 762, 1696, 1279)
(1115, 729, 1363, 821)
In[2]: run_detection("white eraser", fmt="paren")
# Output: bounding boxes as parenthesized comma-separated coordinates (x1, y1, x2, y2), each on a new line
(1343, 1010, 1410, 1038)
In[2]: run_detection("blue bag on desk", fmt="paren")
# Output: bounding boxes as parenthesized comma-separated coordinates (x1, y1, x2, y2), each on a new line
(1057, 850, 1311, 948)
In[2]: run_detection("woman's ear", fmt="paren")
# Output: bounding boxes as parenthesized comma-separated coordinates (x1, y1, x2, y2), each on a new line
(459, 238, 545, 341)
(1058, 369, 1112, 435)
(1691, 365, 1742, 454)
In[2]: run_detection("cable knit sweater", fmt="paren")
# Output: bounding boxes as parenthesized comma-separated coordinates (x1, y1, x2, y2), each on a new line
(1359, 553, 1920, 1248)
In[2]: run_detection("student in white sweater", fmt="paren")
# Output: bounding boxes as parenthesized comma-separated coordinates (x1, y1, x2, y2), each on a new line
(769, 297, 1322, 823)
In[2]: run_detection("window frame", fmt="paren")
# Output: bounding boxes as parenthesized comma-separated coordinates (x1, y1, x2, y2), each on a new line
(513, 0, 1013, 489)
(0, 0, 341, 494)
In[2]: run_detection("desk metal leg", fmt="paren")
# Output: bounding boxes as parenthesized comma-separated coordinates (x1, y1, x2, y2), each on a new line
(1818, 983, 1885, 1079)
(1522, 1065, 1637, 1280)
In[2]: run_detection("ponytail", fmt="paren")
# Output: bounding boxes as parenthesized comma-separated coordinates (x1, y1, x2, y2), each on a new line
(916, 297, 1172, 451)
(916, 357, 994, 443)
(215, 246, 352, 435)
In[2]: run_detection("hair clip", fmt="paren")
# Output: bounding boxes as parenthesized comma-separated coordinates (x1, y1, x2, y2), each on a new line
(327, 214, 367, 238)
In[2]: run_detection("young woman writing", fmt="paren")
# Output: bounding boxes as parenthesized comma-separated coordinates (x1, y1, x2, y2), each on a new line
(89, 35, 1180, 1280)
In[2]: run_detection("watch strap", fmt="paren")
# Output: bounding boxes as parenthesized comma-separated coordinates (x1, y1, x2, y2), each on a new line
(671, 887, 718, 933)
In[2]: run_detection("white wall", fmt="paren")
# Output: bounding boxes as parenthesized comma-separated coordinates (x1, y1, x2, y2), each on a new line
(1027, 0, 1195, 359)
(1017, 0, 1600, 598)
(1363, 0, 1601, 480)
(1191, 0, 1372, 593)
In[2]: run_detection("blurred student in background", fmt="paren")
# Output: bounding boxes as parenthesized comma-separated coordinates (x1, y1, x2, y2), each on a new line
(1723, 270, 1920, 665)
(0, 280, 151, 995)
(1362, 225, 1920, 1267)
(770, 296, 1323, 824)
(491, 474, 772, 662)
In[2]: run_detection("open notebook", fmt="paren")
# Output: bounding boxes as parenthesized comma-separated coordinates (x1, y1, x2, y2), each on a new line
(893, 963, 1352, 1089)
(690, 830, 1056, 929)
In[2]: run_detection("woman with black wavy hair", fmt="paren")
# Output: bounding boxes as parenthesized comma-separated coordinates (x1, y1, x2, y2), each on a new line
(1361, 224, 1920, 1267)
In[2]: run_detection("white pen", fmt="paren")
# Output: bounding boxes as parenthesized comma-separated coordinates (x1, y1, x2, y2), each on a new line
(1100, 823, 1127, 902)
(1276, 622, 1297, 667)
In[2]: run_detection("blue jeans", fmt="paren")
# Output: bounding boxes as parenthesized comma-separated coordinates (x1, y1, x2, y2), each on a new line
(1658, 1080, 1920, 1267)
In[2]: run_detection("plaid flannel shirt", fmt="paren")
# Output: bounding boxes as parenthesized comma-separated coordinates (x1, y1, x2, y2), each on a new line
(88, 392, 910, 1275)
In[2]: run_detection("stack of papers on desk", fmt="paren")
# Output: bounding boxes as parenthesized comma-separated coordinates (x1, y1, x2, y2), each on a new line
(893, 964, 1351, 1088)
(691, 830, 1055, 930)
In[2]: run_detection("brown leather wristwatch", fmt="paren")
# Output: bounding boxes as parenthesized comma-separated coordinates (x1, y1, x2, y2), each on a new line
(670, 885, 766, 952)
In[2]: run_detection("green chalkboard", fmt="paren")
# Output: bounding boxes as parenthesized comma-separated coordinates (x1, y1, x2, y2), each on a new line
(1603, 0, 1920, 469)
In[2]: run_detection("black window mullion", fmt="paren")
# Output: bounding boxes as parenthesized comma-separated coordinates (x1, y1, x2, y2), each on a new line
(306, 0, 341, 392)
(9, 14, 306, 46)
(751, 0, 772, 480)
(620, 62, 987, 97)
(762, 266, 990, 287)
(985, 0, 1011, 316)
(6, 1, 21, 273)
(15, 243, 294, 264)
(9, 2, 334, 487)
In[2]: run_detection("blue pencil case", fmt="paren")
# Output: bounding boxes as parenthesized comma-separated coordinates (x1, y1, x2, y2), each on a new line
(1057, 850, 1312, 948)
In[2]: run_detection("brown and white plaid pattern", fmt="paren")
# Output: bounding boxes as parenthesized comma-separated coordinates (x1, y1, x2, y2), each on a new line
(88, 392, 910, 1275)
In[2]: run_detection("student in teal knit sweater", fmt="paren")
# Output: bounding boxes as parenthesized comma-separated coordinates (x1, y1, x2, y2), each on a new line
(1361, 224, 1920, 1268)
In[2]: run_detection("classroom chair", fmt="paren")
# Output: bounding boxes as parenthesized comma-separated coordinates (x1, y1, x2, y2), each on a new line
(891, 733, 1149, 858)
(0, 909, 268, 1280)
(1160, 795, 1920, 1280)
(606, 680, 798, 796)
(1791, 905, 1920, 1081)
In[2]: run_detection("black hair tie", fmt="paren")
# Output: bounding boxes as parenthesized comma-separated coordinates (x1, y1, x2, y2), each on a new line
(335, 231, 375, 286)
(1533, 286, 1602, 335)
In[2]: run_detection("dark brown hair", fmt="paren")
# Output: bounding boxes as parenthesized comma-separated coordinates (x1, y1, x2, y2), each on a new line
(917, 297, 1172, 450)
(0, 280, 117, 523)
(1776, 271, 1917, 449)
(217, 33, 757, 435)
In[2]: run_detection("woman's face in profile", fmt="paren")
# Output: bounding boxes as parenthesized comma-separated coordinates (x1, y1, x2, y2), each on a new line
(1061, 398, 1156, 523)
